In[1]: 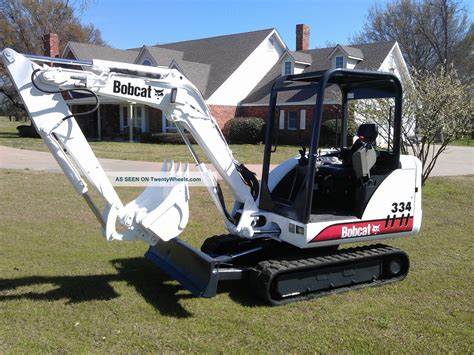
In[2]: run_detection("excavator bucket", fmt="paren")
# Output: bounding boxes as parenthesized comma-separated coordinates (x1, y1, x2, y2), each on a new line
(124, 161, 190, 242)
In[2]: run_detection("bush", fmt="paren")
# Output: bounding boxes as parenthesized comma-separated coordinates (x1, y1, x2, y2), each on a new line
(17, 124, 40, 138)
(223, 117, 265, 144)
(319, 119, 356, 147)
(140, 132, 196, 144)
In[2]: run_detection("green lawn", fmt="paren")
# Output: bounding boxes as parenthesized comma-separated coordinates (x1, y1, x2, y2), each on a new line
(0, 117, 298, 164)
(450, 136, 474, 146)
(0, 170, 472, 353)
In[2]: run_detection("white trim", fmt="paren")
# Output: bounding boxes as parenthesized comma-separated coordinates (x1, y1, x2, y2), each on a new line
(379, 42, 413, 86)
(294, 59, 311, 65)
(300, 109, 306, 130)
(279, 110, 285, 130)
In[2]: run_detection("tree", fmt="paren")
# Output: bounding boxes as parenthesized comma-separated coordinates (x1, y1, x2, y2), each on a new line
(355, 66, 472, 185)
(0, 0, 105, 54)
(0, 0, 106, 119)
(351, 0, 472, 78)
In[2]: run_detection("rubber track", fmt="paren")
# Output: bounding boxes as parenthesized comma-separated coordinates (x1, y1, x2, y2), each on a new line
(251, 243, 409, 305)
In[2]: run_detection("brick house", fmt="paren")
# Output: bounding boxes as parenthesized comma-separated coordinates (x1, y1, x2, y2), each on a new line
(46, 25, 410, 143)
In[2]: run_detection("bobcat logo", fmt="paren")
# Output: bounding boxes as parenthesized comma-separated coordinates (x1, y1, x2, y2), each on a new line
(371, 224, 381, 234)
(154, 89, 164, 98)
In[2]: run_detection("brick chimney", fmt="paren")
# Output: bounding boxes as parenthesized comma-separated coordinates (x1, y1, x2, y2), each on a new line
(42, 33, 59, 58)
(296, 24, 310, 51)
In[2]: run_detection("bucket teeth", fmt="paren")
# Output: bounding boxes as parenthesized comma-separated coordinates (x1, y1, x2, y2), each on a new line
(161, 160, 189, 178)
(176, 161, 182, 176)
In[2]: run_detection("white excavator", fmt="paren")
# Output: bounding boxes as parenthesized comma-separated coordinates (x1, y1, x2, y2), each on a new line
(1, 48, 422, 305)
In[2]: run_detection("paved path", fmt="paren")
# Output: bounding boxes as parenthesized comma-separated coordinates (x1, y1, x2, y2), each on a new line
(0, 145, 473, 178)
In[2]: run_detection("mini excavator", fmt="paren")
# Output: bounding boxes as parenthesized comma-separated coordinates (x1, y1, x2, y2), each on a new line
(1, 49, 422, 305)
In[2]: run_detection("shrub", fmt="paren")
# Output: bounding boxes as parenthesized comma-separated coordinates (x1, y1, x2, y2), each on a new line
(319, 119, 355, 147)
(17, 124, 40, 138)
(140, 132, 196, 144)
(223, 117, 265, 144)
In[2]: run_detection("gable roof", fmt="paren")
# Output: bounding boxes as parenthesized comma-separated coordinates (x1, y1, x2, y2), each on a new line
(64, 42, 139, 63)
(64, 28, 275, 100)
(156, 28, 275, 98)
(290, 51, 312, 64)
(242, 41, 396, 105)
(328, 45, 364, 60)
(170, 59, 211, 96)
(136, 45, 184, 66)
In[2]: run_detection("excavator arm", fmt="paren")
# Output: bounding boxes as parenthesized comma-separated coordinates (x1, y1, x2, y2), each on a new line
(1, 48, 266, 245)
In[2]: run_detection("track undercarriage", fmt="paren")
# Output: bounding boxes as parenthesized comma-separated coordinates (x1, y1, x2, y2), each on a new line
(145, 234, 409, 305)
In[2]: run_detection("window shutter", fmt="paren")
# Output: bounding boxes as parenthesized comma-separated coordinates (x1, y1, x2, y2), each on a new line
(300, 109, 306, 130)
(279, 110, 285, 130)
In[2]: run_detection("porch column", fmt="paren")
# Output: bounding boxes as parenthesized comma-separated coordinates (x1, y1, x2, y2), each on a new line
(97, 105, 102, 140)
(128, 102, 134, 142)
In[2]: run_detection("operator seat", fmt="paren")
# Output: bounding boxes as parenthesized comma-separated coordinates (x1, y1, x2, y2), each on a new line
(351, 124, 378, 180)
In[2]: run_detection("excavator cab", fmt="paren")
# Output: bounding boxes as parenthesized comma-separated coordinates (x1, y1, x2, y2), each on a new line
(259, 69, 404, 222)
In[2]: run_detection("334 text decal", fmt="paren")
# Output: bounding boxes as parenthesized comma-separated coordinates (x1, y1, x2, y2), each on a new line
(391, 201, 412, 213)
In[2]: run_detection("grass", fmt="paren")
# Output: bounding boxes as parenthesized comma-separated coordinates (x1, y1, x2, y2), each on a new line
(0, 117, 298, 164)
(0, 170, 472, 353)
(450, 136, 474, 146)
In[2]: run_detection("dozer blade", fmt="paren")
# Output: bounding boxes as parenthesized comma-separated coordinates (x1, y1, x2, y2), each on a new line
(145, 238, 221, 298)
(124, 161, 190, 242)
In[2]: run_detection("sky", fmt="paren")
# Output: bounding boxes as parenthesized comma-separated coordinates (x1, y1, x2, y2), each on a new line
(80, 0, 394, 50)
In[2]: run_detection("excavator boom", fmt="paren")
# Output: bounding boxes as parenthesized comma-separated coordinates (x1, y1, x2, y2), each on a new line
(1, 48, 267, 245)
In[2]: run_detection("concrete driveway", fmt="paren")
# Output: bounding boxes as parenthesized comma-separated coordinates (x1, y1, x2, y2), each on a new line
(0, 144, 473, 178)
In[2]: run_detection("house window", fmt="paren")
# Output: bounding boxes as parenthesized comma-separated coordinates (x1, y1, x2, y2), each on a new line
(335, 56, 344, 69)
(162, 112, 177, 132)
(142, 59, 152, 66)
(284, 61, 293, 75)
(288, 111, 297, 130)
(120, 105, 148, 133)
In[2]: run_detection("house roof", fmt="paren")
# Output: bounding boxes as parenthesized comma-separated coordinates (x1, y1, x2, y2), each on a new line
(290, 51, 312, 64)
(242, 41, 396, 105)
(64, 28, 275, 100)
(328, 45, 364, 60)
(156, 28, 275, 98)
(170, 59, 211, 96)
(64, 42, 139, 63)
(137, 45, 184, 66)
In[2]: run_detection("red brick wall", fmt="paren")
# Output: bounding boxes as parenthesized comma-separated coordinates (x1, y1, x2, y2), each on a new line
(208, 105, 238, 128)
(237, 106, 268, 120)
